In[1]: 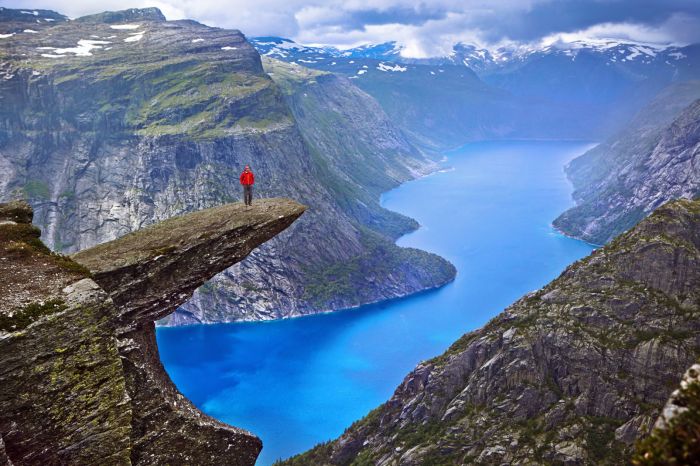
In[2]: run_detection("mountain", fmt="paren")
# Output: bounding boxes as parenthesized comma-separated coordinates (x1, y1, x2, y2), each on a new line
(276, 36, 697, 81)
(252, 37, 520, 148)
(554, 80, 700, 244)
(477, 41, 700, 138)
(281, 198, 700, 465)
(170, 57, 458, 324)
(0, 7, 455, 325)
(252, 37, 700, 147)
(0, 5, 67, 29)
(448, 39, 694, 75)
(0, 198, 303, 464)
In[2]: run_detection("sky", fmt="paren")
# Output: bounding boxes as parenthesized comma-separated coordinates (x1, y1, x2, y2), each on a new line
(4, 0, 700, 57)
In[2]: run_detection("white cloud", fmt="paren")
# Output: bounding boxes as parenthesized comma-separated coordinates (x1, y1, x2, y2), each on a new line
(541, 14, 700, 47)
(2, 0, 699, 57)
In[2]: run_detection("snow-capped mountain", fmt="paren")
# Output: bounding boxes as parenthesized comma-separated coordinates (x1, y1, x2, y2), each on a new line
(252, 37, 401, 60)
(251, 36, 700, 149)
(447, 39, 692, 75)
(251, 36, 695, 76)
(251, 36, 468, 83)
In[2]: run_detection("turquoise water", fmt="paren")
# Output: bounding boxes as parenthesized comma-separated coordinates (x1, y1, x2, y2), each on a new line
(156, 141, 596, 465)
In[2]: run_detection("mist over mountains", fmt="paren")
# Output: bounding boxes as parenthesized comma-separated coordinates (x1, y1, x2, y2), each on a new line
(252, 36, 700, 148)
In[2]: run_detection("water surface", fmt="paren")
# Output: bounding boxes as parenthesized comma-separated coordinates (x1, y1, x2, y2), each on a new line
(157, 141, 596, 464)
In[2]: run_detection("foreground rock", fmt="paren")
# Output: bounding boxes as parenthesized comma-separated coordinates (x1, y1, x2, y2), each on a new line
(0, 198, 304, 465)
(283, 199, 700, 465)
(633, 361, 700, 465)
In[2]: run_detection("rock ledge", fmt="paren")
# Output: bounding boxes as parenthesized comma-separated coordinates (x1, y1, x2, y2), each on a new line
(1, 198, 304, 465)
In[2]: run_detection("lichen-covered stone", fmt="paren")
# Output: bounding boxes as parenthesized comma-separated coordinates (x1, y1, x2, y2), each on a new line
(0, 200, 33, 224)
(1, 198, 304, 464)
(632, 362, 700, 465)
(283, 199, 700, 465)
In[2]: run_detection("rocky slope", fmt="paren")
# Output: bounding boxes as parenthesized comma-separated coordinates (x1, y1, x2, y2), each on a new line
(0, 198, 304, 464)
(281, 198, 700, 465)
(554, 81, 700, 245)
(0, 7, 455, 324)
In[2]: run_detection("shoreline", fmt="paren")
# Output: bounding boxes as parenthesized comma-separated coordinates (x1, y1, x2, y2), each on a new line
(162, 139, 596, 328)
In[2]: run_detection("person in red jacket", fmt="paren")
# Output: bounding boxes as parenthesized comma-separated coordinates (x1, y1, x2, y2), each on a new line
(240, 165, 255, 206)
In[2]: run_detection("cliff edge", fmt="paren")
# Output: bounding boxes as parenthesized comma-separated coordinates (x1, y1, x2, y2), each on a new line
(0, 198, 305, 465)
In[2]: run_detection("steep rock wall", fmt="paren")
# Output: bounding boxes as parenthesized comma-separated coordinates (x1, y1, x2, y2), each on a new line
(0, 198, 304, 464)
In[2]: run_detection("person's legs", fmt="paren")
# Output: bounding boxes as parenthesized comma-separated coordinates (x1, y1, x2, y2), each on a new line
(244, 185, 252, 205)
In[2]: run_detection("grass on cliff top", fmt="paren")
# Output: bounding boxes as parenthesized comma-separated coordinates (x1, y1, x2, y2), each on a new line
(17, 51, 291, 139)
(262, 56, 328, 95)
(0, 223, 91, 278)
(124, 63, 292, 138)
(301, 227, 455, 307)
(0, 216, 91, 323)
(128, 65, 269, 124)
(0, 299, 68, 332)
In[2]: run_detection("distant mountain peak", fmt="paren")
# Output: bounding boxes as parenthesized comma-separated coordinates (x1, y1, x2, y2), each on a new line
(76, 7, 166, 24)
(251, 35, 691, 75)
(0, 7, 67, 24)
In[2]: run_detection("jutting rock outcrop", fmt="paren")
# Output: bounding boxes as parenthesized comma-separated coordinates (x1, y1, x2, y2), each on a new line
(283, 199, 700, 465)
(0, 198, 305, 465)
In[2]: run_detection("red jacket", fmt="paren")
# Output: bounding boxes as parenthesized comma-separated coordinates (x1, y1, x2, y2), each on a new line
(240, 170, 254, 186)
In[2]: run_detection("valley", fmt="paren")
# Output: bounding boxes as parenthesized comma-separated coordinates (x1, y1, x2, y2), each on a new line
(157, 140, 595, 464)
(1, 4, 700, 466)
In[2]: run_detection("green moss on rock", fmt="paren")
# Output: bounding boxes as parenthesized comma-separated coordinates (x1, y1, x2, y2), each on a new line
(0, 299, 67, 332)
(633, 365, 700, 465)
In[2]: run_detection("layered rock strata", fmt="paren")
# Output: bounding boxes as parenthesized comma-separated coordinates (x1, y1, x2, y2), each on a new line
(0, 198, 304, 464)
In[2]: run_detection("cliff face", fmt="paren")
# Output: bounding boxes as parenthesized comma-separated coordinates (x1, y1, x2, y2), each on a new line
(283, 199, 700, 465)
(0, 198, 304, 464)
(0, 7, 455, 325)
(554, 81, 700, 244)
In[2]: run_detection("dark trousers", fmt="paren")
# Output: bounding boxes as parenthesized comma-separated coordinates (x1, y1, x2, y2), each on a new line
(243, 185, 253, 205)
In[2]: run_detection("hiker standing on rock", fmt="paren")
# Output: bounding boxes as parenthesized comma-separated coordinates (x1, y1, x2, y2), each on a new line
(240, 165, 255, 207)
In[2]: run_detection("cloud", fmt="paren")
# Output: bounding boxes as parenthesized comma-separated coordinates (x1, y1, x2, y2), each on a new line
(3, 0, 700, 56)
(542, 13, 700, 46)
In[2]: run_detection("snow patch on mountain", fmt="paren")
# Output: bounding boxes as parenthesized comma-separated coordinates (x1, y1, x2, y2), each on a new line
(124, 32, 144, 43)
(110, 24, 141, 30)
(38, 39, 111, 57)
(377, 62, 406, 72)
